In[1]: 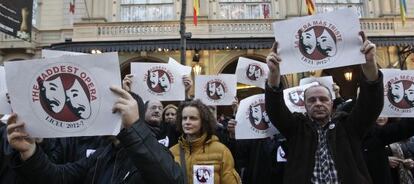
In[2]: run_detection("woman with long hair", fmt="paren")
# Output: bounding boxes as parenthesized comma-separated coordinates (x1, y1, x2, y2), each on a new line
(170, 99, 240, 184)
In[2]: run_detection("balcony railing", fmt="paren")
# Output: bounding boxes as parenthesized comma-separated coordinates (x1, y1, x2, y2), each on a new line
(0, 27, 40, 49)
(72, 18, 412, 41)
(0, 17, 412, 49)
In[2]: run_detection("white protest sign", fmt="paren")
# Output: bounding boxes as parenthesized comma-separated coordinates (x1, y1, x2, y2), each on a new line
(195, 74, 237, 106)
(168, 57, 192, 76)
(42, 49, 88, 58)
(0, 66, 11, 114)
(193, 165, 214, 184)
(130, 63, 185, 102)
(300, 76, 336, 99)
(235, 94, 277, 139)
(273, 8, 364, 74)
(235, 57, 269, 89)
(283, 82, 319, 113)
(5, 53, 122, 138)
(380, 69, 414, 117)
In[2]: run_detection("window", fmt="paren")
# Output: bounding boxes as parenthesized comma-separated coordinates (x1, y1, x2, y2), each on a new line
(218, 0, 272, 19)
(316, 0, 364, 17)
(120, 0, 175, 21)
(32, 0, 38, 27)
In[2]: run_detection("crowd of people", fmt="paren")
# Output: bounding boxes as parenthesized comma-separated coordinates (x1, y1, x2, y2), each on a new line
(1, 32, 414, 184)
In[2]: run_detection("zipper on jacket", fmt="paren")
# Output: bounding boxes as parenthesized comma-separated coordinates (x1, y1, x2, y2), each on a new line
(110, 150, 120, 184)
(91, 157, 101, 183)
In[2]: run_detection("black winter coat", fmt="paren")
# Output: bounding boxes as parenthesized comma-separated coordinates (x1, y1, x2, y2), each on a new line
(9, 120, 184, 184)
(265, 73, 384, 184)
(363, 118, 414, 184)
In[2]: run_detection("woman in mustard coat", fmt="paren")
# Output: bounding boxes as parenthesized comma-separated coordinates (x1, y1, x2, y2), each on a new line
(170, 100, 240, 184)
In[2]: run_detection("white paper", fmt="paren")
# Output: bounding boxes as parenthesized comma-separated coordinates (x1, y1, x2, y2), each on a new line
(380, 69, 414, 117)
(300, 76, 336, 99)
(4, 53, 122, 138)
(42, 49, 88, 58)
(130, 63, 185, 102)
(235, 94, 278, 139)
(0, 66, 11, 114)
(235, 57, 269, 89)
(273, 8, 365, 75)
(168, 57, 192, 76)
(193, 165, 214, 184)
(276, 146, 287, 162)
(194, 74, 237, 106)
(283, 82, 319, 113)
(0, 114, 10, 124)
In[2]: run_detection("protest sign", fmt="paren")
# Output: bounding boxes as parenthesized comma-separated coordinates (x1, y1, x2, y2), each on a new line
(273, 8, 364, 74)
(195, 74, 237, 106)
(5, 53, 122, 138)
(235, 94, 277, 139)
(236, 57, 269, 89)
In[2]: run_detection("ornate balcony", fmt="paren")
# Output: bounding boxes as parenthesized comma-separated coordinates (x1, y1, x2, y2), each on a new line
(0, 17, 412, 50)
(71, 18, 412, 42)
(0, 27, 39, 49)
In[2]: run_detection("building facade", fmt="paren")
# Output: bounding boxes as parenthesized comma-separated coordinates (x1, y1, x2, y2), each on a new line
(0, 0, 413, 101)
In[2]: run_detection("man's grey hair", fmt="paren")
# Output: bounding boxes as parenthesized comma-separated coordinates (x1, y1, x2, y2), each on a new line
(303, 84, 333, 101)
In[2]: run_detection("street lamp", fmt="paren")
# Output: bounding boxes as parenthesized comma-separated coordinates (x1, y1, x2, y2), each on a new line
(193, 64, 202, 75)
(344, 71, 353, 81)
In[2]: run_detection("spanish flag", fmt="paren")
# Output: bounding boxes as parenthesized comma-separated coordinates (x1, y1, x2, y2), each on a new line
(194, 0, 200, 26)
(305, 0, 315, 15)
(400, 0, 407, 26)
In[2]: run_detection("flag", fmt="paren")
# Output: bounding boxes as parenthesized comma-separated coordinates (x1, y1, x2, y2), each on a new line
(69, 0, 75, 14)
(400, 0, 407, 26)
(193, 0, 200, 26)
(305, 0, 315, 15)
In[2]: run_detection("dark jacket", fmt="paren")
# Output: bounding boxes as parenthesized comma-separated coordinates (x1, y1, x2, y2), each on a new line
(265, 73, 384, 184)
(363, 118, 414, 184)
(10, 119, 184, 184)
(0, 125, 59, 184)
(51, 136, 111, 164)
(235, 134, 287, 184)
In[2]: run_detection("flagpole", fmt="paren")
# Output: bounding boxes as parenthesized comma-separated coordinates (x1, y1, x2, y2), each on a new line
(179, 0, 187, 65)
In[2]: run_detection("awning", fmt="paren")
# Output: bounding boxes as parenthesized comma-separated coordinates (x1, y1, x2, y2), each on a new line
(48, 36, 414, 53)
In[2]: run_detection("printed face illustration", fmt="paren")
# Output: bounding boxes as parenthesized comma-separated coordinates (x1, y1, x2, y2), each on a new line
(248, 65, 256, 77)
(159, 73, 171, 91)
(262, 111, 269, 123)
(66, 79, 91, 119)
(251, 105, 263, 125)
(215, 84, 224, 98)
(42, 77, 66, 113)
(289, 91, 301, 104)
(390, 81, 404, 103)
(254, 68, 261, 78)
(196, 169, 211, 182)
(301, 29, 317, 54)
(317, 29, 337, 57)
(149, 71, 159, 88)
(404, 83, 414, 106)
(208, 82, 216, 97)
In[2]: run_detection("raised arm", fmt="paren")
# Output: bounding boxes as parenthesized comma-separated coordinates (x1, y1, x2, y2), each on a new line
(265, 42, 298, 139)
(7, 113, 95, 184)
(111, 86, 184, 183)
(346, 32, 383, 138)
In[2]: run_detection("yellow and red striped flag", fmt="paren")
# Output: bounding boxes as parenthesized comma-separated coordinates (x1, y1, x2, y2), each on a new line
(400, 0, 407, 26)
(305, 0, 316, 15)
(194, 0, 200, 26)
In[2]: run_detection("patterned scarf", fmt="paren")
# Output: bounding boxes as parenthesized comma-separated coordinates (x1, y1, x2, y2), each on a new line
(390, 142, 414, 184)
